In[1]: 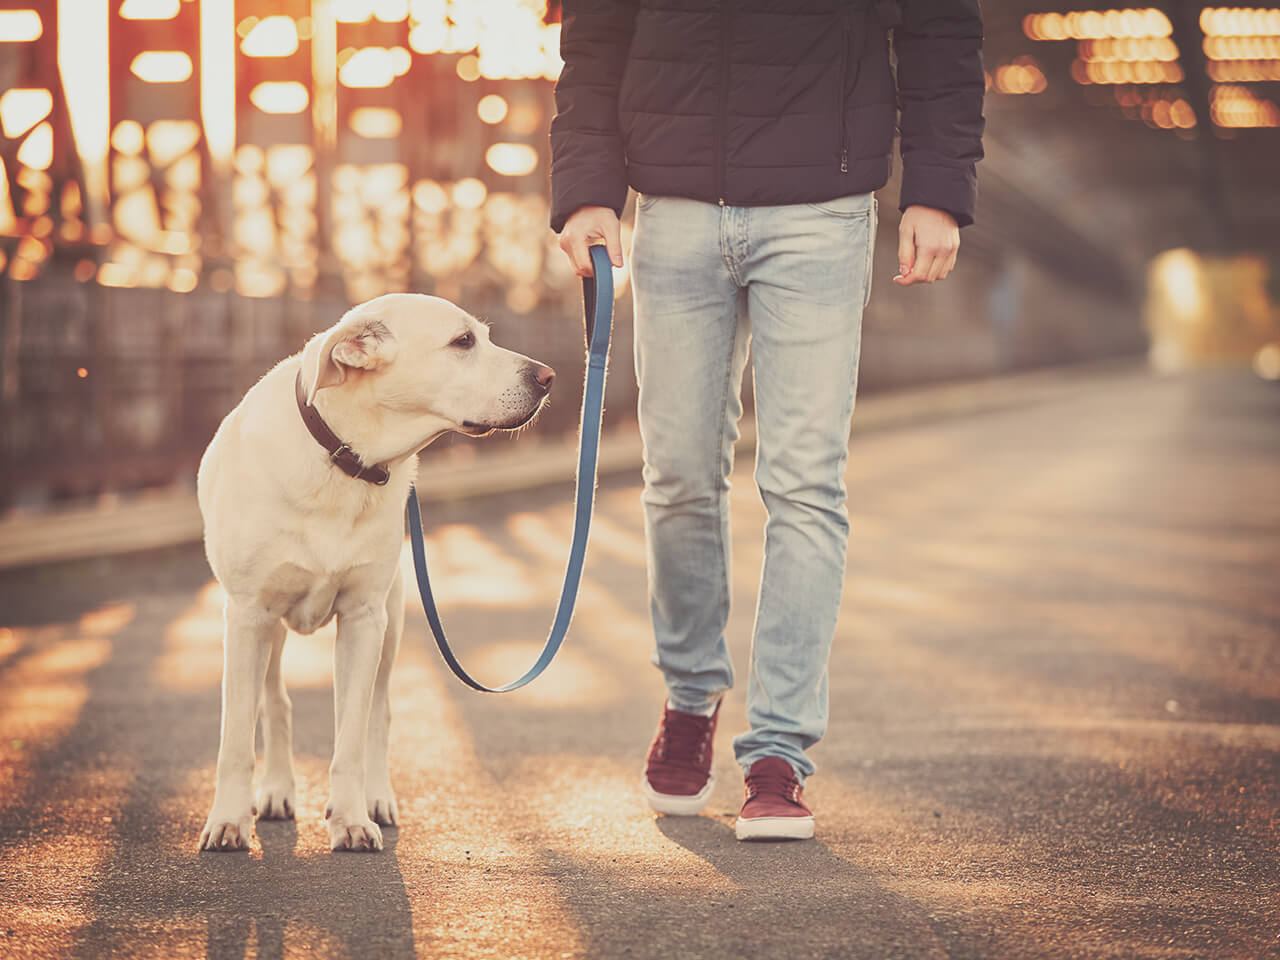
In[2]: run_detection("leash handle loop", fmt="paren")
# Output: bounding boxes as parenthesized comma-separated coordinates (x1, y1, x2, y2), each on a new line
(406, 244, 614, 692)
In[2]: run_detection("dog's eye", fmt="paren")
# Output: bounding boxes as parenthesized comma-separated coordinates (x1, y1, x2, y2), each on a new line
(450, 331, 475, 350)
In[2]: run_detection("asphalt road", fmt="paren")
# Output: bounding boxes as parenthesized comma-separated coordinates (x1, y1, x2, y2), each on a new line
(1, 368, 1277, 960)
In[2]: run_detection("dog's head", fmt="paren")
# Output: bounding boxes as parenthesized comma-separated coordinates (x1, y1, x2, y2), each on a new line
(304, 294, 554, 442)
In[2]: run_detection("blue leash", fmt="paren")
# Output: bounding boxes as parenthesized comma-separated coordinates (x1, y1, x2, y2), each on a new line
(405, 244, 614, 692)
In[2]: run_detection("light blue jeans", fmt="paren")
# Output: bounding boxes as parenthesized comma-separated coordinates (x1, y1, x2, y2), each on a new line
(630, 192, 877, 783)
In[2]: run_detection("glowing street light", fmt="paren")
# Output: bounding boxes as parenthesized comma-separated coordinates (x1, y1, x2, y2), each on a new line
(16, 122, 54, 171)
(477, 94, 508, 124)
(0, 89, 53, 139)
(0, 9, 42, 42)
(349, 106, 402, 138)
(484, 142, 538, 177)
(250, 81, 310, 114)
(339, 46, 402, 87)
(130, 52, 195, 84)
(241, 16, 301, 57)
(119, 0, 180, 20)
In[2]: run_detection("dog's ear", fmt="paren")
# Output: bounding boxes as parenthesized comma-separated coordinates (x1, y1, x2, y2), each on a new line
(306, 311, 397, 406)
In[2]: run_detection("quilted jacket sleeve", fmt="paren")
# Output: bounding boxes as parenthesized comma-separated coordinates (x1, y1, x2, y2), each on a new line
(894, 0, 986, 227)
(548, 0, 638, 233)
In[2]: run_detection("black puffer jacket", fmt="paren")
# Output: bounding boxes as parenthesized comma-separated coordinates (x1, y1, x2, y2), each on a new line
(549, 0, 984, 231)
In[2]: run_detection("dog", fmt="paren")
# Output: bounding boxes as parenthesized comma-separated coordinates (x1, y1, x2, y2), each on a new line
(196, 294, 554, 852)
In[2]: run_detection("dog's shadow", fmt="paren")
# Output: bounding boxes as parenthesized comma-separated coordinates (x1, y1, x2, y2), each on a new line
(201, 821, 415, 960)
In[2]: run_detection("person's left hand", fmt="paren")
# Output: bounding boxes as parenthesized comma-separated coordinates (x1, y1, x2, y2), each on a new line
(894, 205, 960, 286)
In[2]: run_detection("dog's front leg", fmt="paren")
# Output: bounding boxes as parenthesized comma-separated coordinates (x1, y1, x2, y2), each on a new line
(365, 567, 403, 827)
(199, 602, 280, 851)
(326, 602, 387, 852)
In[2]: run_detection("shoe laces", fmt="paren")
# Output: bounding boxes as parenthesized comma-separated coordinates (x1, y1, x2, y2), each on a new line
(654, 709, 713, 767)
(745, 767, 801, 805)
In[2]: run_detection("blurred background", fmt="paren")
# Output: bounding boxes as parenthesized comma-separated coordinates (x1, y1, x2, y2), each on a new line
(0, 0, 1278, 511)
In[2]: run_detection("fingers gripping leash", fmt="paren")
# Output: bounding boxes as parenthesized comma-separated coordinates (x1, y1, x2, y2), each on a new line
(405, 244, 614, 692)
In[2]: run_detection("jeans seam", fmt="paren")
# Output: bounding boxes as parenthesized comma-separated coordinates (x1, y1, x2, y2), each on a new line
(712, 300, 740, 674)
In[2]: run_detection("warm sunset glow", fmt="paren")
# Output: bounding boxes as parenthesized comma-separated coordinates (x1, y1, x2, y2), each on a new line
(485, 142, 538, 177)
(119, 0, 179, 20)
(1024, 8, 1172, 41)
(994, 57, 1049, 94)
(1204, 35, 1280, 59)
(336, 0, 375, 21)
(241, 15, 299, 57)
(1208, 59, 1280, 80)
(0, 159, 15, 234)
(97, 262, 134, 288)
(168, 267, 198, 293)
(311, 0, 338, 153)
(250, 81, 310, 114)
(375, 0, 410, 20)
(17, 123, 54, 171)
(350, 106, 403, 138)
(477, 94, 508, 124)
(111, 121, 145, 156)
(1073, 58, 1184, 83)
(0, 9, 42, 42)
(413, 179, 448, 214)
(201, 0, 235, 172)
(0, 89, 52, 140)
(1254, 343, 1280, 380)
(337, 0, 408, 22)
(339, 47, 400, 87)
(456, 54, 480, 81)
(130, 51, 194, 84)
(1081, 36, 1179, 61)
(1201, 7, 1280, 37)
(452, 177, 487, 210)
(146, 120, 201, 166)
(57, 0, 110, 223)
(1211, 83, 1280, 126)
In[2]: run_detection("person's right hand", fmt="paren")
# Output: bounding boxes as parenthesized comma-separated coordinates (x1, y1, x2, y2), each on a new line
(559, 205, 623, 277)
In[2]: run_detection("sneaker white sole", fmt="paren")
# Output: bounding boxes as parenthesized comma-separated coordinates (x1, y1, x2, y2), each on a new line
(640, 773, 715, 816)
(735, 815, 815, 841)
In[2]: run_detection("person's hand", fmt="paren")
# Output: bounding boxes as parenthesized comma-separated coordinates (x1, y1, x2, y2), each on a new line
(894, 205, 960, 286)
(559, 205, 623, 277)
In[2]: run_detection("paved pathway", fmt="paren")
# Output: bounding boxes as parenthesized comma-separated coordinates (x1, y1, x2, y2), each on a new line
(1, 369, 1277, 959)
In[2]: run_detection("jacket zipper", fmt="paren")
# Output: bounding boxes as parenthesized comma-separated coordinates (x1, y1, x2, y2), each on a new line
(838, 8, 850, 173)
(716, 0, 731, 203)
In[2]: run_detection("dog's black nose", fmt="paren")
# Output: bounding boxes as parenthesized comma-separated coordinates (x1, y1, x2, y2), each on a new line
(532, 364, 555, 391)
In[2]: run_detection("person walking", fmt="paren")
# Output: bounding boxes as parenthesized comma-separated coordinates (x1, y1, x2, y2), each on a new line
(549, 0, 984, 840)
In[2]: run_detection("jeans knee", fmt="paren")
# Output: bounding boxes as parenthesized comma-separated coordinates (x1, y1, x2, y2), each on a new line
(641, 460, 728, 512)
(758, 480, 849, 532)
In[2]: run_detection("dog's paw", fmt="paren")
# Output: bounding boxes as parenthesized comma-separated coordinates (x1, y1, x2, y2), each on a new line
(198, 811, 254, 852)
(326, 812, 383, 852)
(367, 783, 399, 826)
(255, 779, 296, 820)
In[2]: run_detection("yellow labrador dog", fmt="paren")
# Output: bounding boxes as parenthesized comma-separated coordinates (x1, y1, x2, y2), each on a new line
(197, 294, 554, 852)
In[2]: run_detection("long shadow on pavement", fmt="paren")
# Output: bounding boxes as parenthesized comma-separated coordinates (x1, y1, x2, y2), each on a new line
(553, 814, 947, 960)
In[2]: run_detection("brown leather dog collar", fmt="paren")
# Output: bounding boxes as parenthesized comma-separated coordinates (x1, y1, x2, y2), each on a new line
(294, 368, 391, 486)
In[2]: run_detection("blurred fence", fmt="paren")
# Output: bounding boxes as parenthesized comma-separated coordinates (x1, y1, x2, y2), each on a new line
(0, 249, 630, 506)
(1, 163, 1150, 510)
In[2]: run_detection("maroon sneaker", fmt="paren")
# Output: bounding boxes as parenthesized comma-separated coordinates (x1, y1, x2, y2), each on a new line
(641, 701, 720, 815)
(735, 756, 814, 840)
